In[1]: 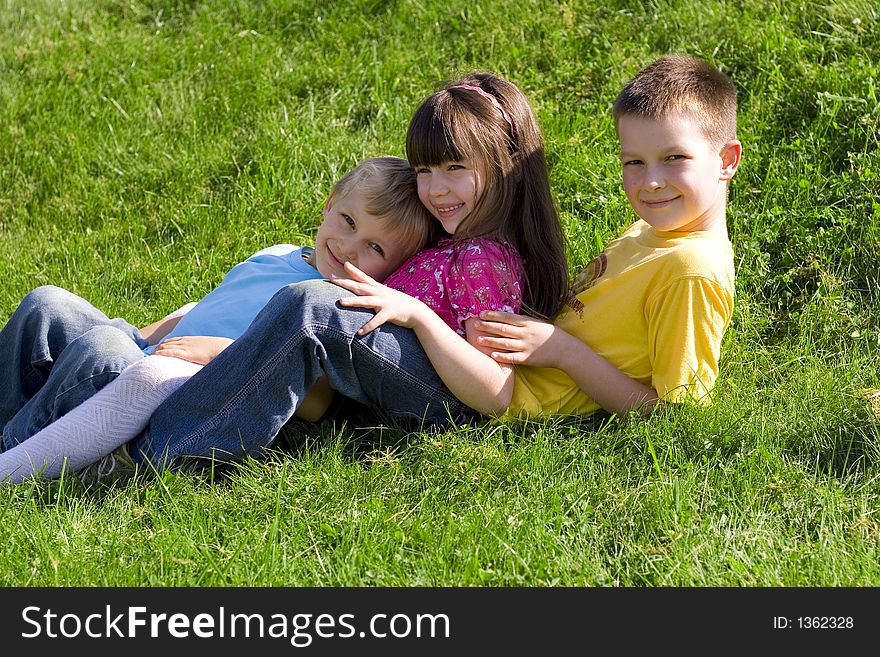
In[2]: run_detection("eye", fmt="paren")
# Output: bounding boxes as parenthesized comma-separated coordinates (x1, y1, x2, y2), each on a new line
(447, 162, 465, 171)
(415, 166, 431, 175)
(666, 154, 686, 161)
(343, 214, 355, 228)
(370, 243, 385, 256)
(622, 159, 643, 166)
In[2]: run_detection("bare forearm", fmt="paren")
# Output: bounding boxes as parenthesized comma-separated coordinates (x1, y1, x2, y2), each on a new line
(139, 315, 182, 345)
(412, 314, 513, 416)
(477, 310, 658, 416)
(555, 332, 658, 415)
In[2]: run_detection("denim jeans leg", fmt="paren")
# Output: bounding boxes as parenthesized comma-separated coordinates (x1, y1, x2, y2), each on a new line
(0, 285, 147, 450)
(134, 280, 483, 469)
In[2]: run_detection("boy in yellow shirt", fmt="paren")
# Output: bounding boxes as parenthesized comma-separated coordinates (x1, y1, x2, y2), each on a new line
(477, 54, 742, 417)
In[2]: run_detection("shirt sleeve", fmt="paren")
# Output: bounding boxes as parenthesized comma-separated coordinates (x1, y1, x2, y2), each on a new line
(446, 241, 525, 332)
(249, 244, 299, 259)
(645, 276, 734, 403)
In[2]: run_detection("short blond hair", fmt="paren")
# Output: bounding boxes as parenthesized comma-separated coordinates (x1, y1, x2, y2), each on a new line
(613, 54, 738, 146)
(329, 156, 434, 256)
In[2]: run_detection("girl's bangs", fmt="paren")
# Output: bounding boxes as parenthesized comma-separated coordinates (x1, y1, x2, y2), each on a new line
(406, 101, 470, 167)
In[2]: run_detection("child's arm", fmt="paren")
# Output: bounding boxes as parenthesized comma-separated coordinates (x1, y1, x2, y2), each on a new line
(139, 301, 198, 345)
(139, 315, 183, 345)
(476, 311, 658, 415)
(333, 263, 514, 416)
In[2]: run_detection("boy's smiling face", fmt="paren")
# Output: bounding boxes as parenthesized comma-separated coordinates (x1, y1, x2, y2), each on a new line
(617, 111, 741, 234)
(309, 188, 412, 282)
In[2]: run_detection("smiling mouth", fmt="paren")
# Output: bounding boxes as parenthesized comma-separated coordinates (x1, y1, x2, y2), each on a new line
(435, 203, 464, 216)
(326, 247, 345, 268)
(643, 196, 679, 207)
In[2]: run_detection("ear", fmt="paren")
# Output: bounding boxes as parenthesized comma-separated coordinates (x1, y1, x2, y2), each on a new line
(719, 139, 742, 181)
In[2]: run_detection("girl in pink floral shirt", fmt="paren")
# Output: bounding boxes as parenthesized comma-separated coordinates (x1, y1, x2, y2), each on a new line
(334, 72, 569, 415)
(382, 237, 524, 337)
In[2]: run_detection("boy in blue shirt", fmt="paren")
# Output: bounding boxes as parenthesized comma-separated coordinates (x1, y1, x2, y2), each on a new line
(0, 157, 432, 483)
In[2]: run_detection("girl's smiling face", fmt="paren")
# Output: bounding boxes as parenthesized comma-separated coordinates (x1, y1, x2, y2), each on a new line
(415, 157, 484, 235)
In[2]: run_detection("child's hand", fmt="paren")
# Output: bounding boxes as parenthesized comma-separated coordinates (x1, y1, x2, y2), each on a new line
(153, 335, 234, 365)
(474, 311, 567, 368)
(331, 262, 432, 335)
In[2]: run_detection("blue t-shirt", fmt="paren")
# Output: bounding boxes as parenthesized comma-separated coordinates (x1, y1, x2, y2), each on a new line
(144, 244, 320, 354)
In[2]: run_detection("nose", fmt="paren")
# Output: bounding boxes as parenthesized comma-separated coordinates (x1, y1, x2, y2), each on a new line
(645, 163, 665, 191)
(429, 172, 449, 197)
(337, 236, 356, 264)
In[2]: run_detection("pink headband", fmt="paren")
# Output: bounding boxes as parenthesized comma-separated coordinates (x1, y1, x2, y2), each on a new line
(449, 83, 518, 147)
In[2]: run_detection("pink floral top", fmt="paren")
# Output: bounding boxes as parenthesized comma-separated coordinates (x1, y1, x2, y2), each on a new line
(384, 237, 525, 337)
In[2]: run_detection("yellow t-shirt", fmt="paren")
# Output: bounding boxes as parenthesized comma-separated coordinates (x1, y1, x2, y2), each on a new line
(505, 220, 735, 418)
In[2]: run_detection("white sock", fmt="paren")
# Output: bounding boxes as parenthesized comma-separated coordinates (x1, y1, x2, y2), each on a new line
(0, 355, 203, 484)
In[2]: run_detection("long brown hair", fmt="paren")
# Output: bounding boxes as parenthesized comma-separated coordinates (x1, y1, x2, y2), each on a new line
(405, 72, 568, 320)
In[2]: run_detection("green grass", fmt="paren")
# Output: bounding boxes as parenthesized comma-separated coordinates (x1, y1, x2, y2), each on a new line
(1, 0, 878, 586)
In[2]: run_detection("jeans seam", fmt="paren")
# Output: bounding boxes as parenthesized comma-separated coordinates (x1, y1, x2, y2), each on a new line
(348, 331, 464, 413)
(54, 368, 132, 401)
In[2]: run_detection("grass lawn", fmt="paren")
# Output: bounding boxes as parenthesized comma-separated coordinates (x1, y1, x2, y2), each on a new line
(0, 0, 878, 589)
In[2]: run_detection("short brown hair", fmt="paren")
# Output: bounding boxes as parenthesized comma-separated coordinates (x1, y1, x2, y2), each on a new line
(612, 54, 737, 146)
(329, 156, 434, 256)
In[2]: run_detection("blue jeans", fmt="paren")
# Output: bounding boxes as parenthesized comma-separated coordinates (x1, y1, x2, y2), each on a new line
(0, 285, 148, 451)
(132, 280, 484, 469)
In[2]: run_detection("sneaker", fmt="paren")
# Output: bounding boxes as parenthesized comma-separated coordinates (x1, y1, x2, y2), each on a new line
(78, 443, 137, 485)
